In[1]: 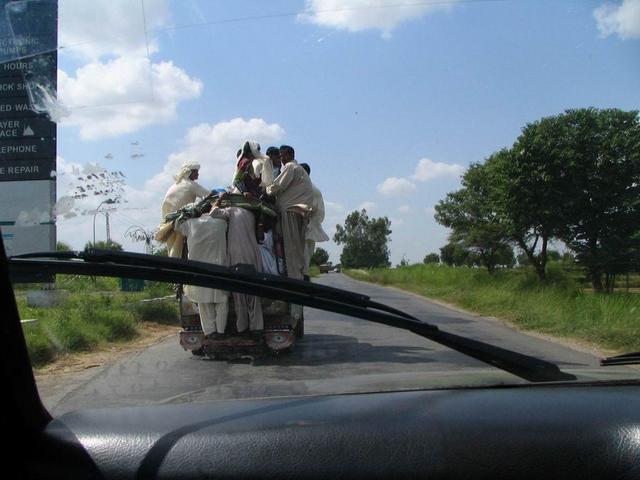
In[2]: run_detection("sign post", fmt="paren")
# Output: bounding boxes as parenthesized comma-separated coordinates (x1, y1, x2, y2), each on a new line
(0, 0, 57, 278)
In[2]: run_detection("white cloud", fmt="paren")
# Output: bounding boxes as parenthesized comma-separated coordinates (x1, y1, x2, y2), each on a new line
(358, 201, 377, 211)
(59, 0, 171, 60)
(146, 117, 286, 194)
(411, 158, 465, 182)
(397, 205, 410, 213)
(298, 0, 455, 37)
(594, 0, 640, 39)
(325, 201, 344, 213)
(376, 177, 416, 195)
(59, 56, 203, 140)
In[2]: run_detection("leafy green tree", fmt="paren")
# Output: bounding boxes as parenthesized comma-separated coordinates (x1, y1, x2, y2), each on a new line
(334, 210, 392, 268)
(153, 246, 168, 256)
(423, 253, 440, 264)
(84, 240, 123, 251)
(311, 247, 330, 266)
(514, 108, 640, 291)
(56, 241, 72, 251)
(439, 241, 469, 267)
(435, 163, 512, 274)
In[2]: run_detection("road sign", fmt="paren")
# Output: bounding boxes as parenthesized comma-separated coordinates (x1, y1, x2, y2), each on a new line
(0, 0, 57, 282)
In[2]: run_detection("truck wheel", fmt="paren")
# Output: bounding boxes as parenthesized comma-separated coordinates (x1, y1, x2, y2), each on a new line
(191, 347, 205, 356)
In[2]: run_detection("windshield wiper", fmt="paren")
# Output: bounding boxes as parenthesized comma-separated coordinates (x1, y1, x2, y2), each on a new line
(8, 249, 576, 383)
(601, 352, 640, 366)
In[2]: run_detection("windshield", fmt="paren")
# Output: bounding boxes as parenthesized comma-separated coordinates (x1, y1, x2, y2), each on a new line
(2, 0, 639, 415)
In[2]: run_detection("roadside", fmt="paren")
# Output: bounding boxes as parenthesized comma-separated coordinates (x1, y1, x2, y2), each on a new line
(34, 321, 177, 377)
(345, 265, 640, 356)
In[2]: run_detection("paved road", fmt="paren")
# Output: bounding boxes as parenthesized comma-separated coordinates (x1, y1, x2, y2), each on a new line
(39, 273, 611, 416)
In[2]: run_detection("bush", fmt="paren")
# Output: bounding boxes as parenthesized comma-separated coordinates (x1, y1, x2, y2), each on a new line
(133, 300, 178, 324)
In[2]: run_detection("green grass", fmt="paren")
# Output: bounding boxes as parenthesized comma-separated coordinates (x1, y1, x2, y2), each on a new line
(16, 276, 179, 367)
(346, 263, 640, 353)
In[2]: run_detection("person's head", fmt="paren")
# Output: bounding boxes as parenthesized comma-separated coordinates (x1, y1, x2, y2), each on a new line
(299, 163, 310, 176)
(266, 146, 280, 165)
(175, 161, 201, 184)
(240, 140, 261, 161)
(279, 145, 295, 164)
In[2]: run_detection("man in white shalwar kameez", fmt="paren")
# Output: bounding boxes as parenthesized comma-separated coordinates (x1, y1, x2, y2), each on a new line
(161, 162, 210, 257)
(224, 205, 264, 333)
(299, 163, 330, 277)
(177, 198, 229, 336)
(266, 145, 313, 281)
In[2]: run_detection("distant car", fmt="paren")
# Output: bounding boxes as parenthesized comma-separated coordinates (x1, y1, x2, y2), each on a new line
(319, 264, 330, 273)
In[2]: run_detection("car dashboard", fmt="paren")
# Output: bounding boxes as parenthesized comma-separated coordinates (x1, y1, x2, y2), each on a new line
(26, 383, 640, 479)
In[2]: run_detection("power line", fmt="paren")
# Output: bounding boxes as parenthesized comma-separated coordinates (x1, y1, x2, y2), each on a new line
(57, 0, 527, 51)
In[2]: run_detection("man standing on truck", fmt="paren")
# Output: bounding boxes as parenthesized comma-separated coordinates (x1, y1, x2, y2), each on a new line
(177, 194, 230, 337)
(299, 163, 329, 280)
(266, 145, 313, 281)
(161, 161, 210, 257)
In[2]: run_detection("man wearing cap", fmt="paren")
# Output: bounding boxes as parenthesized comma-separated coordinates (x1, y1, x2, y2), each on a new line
(161, 161, 210, 257)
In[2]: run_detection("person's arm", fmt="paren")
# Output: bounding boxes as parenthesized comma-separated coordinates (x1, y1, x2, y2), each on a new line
(266, 163, 294, 196)
(210, 193, 229, 220)
(191, 181, 210, 199)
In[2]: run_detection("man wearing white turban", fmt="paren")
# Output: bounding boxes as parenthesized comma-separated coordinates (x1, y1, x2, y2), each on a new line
(161, 161, 210, 257)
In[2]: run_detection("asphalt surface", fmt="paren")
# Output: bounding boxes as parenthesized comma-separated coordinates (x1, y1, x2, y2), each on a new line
(38, 273, 610, 416)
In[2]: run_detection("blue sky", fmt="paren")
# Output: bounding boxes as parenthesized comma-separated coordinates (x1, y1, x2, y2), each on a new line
(54, 0, 640, 264)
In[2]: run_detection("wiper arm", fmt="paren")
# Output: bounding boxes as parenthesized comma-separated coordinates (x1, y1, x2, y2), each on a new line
(9, 250, 575, 383)
(601, 352, 640, 366)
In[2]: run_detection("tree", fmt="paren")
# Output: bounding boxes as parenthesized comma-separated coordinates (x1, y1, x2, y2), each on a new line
(311, 247, 330, 266)
(84, 240, 123, 251)
(514, 108, 640, 291)
(435, 163, 512, 274)
(334, 210, 392, 269)
(397, 255, 409, 268)
(423, 253, 440, 264)
(439, 242, 469, 267)
(56, 241, 72, 251)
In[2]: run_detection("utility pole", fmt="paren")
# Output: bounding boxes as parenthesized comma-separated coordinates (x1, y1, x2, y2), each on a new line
(105, 211, 111, 244)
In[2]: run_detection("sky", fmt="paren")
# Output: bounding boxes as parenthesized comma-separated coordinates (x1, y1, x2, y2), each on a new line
(50, 0, 640, 264)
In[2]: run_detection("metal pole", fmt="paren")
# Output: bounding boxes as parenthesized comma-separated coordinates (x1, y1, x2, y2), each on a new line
(105, 211, 111, 243)
(92, 200, 106, 246)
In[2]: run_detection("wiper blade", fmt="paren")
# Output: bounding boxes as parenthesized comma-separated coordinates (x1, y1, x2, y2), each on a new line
(8, 250, 575, 383)
(601, 352, 640, 366)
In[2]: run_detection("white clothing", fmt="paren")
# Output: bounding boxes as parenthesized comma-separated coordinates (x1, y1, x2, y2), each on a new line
(197, 302, 229, 336)
(162, 179, 209, 218)
(252, 157, 275, 188)
(259, 230, 279, 275)
(174, 161, 201, 184)
(266, 160, 313, 211)
(306, 183, 329, 242)
(177, 215, 229, 335)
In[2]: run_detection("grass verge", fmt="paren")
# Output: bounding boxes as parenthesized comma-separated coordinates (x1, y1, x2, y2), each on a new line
(346, 263, 640, 354)
(15, 276, 178, 367)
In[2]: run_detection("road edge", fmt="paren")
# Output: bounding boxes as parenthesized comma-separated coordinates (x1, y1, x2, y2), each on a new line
(340, 273, 620, 359)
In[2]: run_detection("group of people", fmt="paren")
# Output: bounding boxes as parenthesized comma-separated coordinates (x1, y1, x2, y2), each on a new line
(160, 141, 329, 338)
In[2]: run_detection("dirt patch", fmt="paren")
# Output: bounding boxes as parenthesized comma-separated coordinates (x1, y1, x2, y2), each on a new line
(34, 322, 178, 378)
